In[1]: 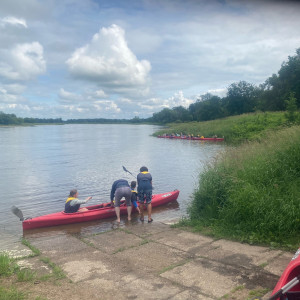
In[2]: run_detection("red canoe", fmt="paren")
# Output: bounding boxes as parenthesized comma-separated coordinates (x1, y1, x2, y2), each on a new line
(22, 190, 180, 230)
(270, 248, 300, 300)
(157, 135, 224, 141)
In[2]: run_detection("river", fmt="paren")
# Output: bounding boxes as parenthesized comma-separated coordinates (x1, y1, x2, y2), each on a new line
(0, 124, 225, 249)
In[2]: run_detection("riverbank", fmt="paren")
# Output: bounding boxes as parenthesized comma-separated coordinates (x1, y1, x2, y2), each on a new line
(153, 111, 292, 144)
(175, 124, 300, 250)
(0, 220, 295, 300)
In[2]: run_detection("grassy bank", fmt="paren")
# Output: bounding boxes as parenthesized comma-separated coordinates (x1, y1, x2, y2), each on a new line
(153, 111, 291, 144)
(176, 125, 300, 250)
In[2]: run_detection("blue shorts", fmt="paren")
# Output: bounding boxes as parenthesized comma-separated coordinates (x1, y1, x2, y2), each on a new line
(138, 190, 152, 204)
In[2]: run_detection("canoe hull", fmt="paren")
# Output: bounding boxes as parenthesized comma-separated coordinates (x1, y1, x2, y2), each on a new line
(22, 190, 180, 230)
(271, 248, 300, 299)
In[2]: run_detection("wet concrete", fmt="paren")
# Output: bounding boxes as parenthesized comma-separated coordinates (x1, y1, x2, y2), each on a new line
(1, 220, 295, 300)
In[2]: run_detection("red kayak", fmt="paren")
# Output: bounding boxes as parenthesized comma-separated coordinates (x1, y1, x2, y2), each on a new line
(270, 248, 300, 300)
(157, 135, 224, 141)
(22, 190, 180, 230)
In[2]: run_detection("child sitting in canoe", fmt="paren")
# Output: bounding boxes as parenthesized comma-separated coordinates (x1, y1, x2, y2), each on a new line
(131, 181, 141, 214)
(64, 189, 92, 213)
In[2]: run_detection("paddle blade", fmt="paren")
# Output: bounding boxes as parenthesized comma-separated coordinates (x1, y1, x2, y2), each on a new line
(122, 166, 133, 175)
(11, 205, 24, 221)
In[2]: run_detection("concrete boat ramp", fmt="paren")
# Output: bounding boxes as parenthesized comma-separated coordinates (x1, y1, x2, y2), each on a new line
(0, 220, 295, 300)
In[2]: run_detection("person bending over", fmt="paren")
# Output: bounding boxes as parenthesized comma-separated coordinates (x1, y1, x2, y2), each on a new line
(110, 179, 132, 223)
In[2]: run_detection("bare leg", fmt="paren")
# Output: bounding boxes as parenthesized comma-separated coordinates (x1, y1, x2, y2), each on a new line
(78, 207, 88, 212)
(115, 206, 121, 223)
(127, 206, 132, 221)
(147, 203, 152, 222)
(139, 203, 144, 221)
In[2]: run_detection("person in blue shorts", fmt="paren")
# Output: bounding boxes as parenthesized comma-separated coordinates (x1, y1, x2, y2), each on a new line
(130, 181, 141, 215)
(137, 166, 153, 223)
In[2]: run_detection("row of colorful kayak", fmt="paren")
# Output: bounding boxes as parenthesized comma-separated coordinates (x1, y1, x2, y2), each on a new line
(157, 135, 224, 141)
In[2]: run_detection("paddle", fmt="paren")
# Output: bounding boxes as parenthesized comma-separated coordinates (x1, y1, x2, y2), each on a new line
(122, 166, 136, 178)
(122, 166, 155, 190)
(11, 205, 24, 221)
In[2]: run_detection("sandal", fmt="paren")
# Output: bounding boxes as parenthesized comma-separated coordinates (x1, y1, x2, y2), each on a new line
(148, 218, 153, 223)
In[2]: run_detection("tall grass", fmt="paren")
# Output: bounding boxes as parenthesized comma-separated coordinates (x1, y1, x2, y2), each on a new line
(154, 112, 291, 144)
(0, 254, 18, 277)
(0, 286, 26, 300)
(186, 125, 300, 249)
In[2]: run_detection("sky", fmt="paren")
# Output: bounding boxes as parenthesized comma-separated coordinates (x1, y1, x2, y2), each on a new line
(0, 0, 300, 120)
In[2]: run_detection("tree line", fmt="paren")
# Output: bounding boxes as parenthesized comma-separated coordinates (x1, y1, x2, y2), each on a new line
(150, 48, 300, 124)
(1, 48, 299, 126)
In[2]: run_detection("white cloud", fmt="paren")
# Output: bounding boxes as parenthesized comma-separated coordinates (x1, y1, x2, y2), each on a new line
(1, 16, 27, 28)
(58, 88, 83, 103)
(0, 84, 27, 103)
(58, 88, 107, 104)
(94, 89, 107, 99)
(166, 91, 194, 108)
(139, 91, 194, 113)
(0, 87, 19, 103)
(66, 24, 151, 94)
(208, 88, 227, 98)
(0, 42, 46, 81)
(0, 0, 300, 120)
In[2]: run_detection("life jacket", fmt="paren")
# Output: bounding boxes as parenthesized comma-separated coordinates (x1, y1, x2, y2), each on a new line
(137, 172, 152, 191)
(131, 190, 138, 202)
(64, 197, 80, 213)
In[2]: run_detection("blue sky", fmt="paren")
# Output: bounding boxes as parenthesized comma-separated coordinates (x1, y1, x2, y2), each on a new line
(0, 0, 300, 120)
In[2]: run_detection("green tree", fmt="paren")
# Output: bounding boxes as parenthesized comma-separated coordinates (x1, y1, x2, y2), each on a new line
(189, 95, 224, 121)
(172, 106, 192, 122)
(152, 108, 177, 124)
(285, 92, 299, 123)
(261, 48, 300, 111)
(0, 112, 22, 125)
(225, 81, 259, 115)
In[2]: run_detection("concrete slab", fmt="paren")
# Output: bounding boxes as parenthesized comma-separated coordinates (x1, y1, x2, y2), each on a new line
(201, 239, 284, 270)
(17, 256, 53, 277)
(0, 230, 33, 258)
(160, 258, 239, 298)
(152, 230, 215, 253)
(4, 222, 294, 300)
(83, 278, 127, 300)
(124, 222, 173, 238)
(114, 241, 188, 274)
(118, 275, 181, 300)
(63, 258, 110, 282)
(264, 251, 294, 276)
(169, 289, 214, 300)
(160, 257, 278, 299)
(26, 233, 89, 255)
(86, 229, 144, 253)
(0, 243, 33, 258)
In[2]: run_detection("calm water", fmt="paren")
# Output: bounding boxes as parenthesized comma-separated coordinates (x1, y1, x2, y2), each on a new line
(0, 124, 225, 248)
